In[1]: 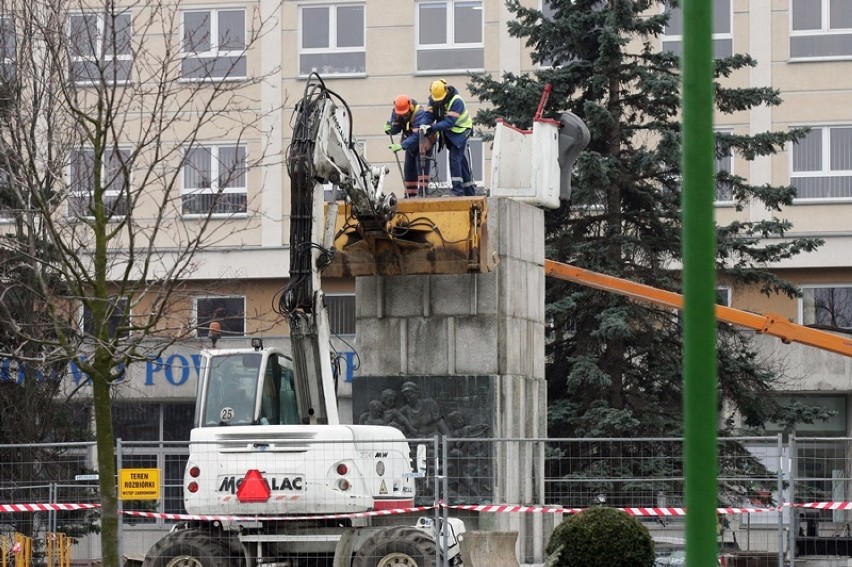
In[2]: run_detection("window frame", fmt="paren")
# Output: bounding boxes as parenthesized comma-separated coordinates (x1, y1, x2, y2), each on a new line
(112, 401, 194, 526)
(435, 136, 485, 192)
(68, 10, 133, 85)
(68, 146, 132, 219)
(661, 0, 732, 58)
(790, 0, 852, 61)
(799, 284, 852, 329)
(714, 128, 734, 204)
(538, 0, 556, 69)
(180, 143, 248, 217)
(415, 0, 484, 74)
(194, 295, 246, 339)
(325, 293, 356, 335)
(79, 296, 131, 339)
(179, 7, 247, 81)
(789, 125, 852, 202)
(0, 167, 18, 224)
(298, 3, 366, 77)
(0, 15, 15, 83)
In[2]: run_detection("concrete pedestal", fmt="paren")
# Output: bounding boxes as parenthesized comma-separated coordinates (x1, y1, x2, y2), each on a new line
(348, 198, 549, 560)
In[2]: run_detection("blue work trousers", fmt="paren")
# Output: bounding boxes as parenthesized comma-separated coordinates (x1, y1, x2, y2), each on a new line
(447, 138, 475, 196)
(403, 149, 430, 197)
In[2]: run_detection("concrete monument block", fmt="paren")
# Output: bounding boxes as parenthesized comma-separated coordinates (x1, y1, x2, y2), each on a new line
(350, 198, 549, 560)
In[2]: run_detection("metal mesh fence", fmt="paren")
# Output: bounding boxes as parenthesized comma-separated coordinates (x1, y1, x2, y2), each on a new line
(4, 436, 852, 565)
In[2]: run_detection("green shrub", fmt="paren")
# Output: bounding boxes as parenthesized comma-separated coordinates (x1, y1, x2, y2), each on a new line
(545, 507, 655, 567)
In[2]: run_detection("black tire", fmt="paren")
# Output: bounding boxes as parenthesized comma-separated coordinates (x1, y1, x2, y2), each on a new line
(353, 526, 438, 567)
(143, 529, 234, 567)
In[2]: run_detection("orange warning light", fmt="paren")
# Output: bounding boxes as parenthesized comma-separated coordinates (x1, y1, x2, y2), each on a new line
(236, 470, 271, 503)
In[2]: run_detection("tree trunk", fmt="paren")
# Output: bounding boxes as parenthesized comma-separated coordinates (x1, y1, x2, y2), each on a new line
(92, 364, 118, 567)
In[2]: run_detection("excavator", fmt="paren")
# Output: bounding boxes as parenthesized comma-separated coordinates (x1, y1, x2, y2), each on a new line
(142, 74, 852, 567)
(142, 74, 467, 567)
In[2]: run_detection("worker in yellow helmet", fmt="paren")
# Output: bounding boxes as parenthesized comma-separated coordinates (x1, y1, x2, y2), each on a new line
(421, 79, 475, 196)
(384, 94, 434, 198)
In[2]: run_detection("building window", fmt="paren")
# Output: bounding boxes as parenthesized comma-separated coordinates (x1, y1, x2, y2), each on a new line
(715, 129, 734, 203)
(68, 148, 130, 218)
(662, 0, 732, 58)
(69, 11, 132, 84)
(791, 126, 852, 200)
(538, 0, 556, 68)
(0, 168, 18, 223)
(195, 295, 245, 339)
(0, 16, 15, 84)
(416, 1, 484, 72)
(181, 9, 246, 80)
(299, 4, 365, 76)
(181, 144, 247, 215)
(791, 0, 852, 59)
(326, 294, 355, 335)
(113, 402, 193, 522)
(82, 297, 129, 338)
(801, 286, 852, 330)
(436, 137, 484, 191)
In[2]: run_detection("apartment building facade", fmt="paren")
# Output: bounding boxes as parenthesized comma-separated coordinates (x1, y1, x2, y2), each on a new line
(14, 0, 849, 528)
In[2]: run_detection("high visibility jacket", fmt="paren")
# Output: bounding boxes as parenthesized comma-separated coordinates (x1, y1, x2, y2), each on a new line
(388, 103, 432, 153)
(445, 95, 472, 133)
(427, 87, 472, 148)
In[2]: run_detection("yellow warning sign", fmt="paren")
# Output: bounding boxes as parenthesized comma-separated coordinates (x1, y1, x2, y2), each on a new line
(379, 480, 388, 495)
(119, 468, 160, 500)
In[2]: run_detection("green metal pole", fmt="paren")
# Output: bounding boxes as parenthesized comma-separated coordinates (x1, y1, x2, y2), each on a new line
(681, 0, 718, 565)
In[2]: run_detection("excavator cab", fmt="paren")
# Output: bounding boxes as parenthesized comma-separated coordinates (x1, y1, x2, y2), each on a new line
(196, 347, 299, 427)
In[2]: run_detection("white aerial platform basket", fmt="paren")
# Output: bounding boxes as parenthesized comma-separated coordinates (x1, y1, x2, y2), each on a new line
(490, 117, 562, 209)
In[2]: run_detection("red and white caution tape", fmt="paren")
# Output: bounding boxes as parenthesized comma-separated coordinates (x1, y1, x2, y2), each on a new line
(623, 507, 781, 516)
(122, 505, 436, 522)
(445, 504, 780, 516)
(4, 500, 848, 519)
(0, 503, 100, 513)
(794, 501, 852, 511)
(446, 504, 584, 515)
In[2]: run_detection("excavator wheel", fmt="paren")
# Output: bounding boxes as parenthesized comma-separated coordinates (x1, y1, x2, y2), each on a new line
(353, 526, 438, 567)
(143, 529, 233, 567)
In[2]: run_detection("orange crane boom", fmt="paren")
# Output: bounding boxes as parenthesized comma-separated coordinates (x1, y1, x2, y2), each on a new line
(544, 259, 852, 358)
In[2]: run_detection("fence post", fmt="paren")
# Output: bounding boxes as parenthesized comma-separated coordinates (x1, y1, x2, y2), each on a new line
(117, 437, 124, 566)
(775, 434, 784, 567)
(49, 482, 56, 536)
(441, 436, 449, 567)
(788, 433, 797, 567)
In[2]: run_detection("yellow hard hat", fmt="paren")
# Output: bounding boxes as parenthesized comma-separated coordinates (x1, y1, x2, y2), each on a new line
(430, 79, 448, 102)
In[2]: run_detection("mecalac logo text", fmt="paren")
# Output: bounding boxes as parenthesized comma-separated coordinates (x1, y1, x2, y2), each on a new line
(217, 475, 305, 494)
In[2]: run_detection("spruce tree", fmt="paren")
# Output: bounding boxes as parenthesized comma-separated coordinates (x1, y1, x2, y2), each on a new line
(470, 1, 825, 447)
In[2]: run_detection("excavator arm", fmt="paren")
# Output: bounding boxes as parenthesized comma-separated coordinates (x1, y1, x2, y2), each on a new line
(545, 259, 852, 358)
(282, 74, 398, 424)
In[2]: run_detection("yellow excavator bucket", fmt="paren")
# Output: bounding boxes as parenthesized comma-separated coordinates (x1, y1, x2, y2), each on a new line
(324, 196, 492, 277)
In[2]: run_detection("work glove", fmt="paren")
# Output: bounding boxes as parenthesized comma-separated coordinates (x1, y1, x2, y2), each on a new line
(384, 122, 392, 134)
(419, 124, 432, 136)
(389, 143, 403, 153)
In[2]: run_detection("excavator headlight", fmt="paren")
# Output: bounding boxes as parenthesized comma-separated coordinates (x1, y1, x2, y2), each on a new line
(251, 338, 263, 350)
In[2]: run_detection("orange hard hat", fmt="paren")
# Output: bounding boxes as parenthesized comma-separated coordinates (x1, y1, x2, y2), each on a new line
(394, 95, 412, 115)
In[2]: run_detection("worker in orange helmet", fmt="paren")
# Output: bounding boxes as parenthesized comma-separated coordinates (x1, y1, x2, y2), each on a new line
(421, 79, 474, 196)
(384, 94, 434, 197)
